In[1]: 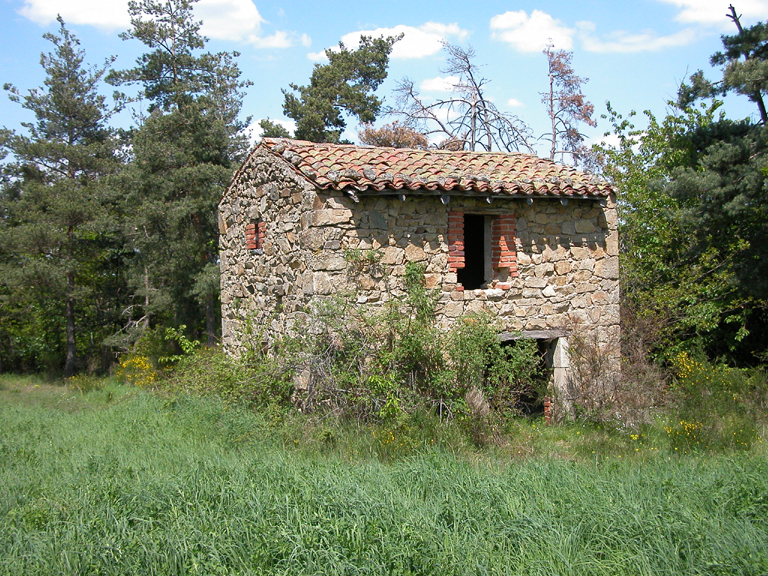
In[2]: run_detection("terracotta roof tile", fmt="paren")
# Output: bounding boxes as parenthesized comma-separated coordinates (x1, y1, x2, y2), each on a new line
(256, 138, 615, 198)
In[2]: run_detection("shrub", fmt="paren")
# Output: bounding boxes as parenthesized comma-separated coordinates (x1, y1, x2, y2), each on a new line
(168, 347, 293, 410)
(665, 352, 768, 451)
(114, 354, 158, 388)
(277, 264, 544, 426)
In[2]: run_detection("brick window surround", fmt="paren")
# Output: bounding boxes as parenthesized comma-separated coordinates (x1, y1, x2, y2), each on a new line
(491, 214, 517, 271)
(245, 220, 266, 250)
(448, 210, 518, 290)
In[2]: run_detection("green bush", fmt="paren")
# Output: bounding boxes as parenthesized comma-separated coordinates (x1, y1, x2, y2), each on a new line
(274, 264, 544, 427)
(665, 352, 768, 451)
(168, 347, 293, 410)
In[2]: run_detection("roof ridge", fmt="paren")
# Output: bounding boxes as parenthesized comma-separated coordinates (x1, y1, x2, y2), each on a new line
(256, 138, 615, 198)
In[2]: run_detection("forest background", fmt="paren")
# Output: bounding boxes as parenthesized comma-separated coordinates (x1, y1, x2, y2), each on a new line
(1, 0, 767, 397)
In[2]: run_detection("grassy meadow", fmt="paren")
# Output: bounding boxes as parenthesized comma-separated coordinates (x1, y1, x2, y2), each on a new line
(1, 374, 767, 575)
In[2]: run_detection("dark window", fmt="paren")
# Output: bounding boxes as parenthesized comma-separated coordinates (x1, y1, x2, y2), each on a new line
(457, 214, 486, 290)
(448, 210, 517, 291)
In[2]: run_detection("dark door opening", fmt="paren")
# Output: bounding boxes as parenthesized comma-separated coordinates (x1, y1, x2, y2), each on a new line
(498, 337, 553, 415)
(457, 214, 485, 289)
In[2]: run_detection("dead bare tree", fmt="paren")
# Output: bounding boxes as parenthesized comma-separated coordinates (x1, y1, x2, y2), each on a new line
(540, 44, 596, 164)
(392, 43, 535, 153)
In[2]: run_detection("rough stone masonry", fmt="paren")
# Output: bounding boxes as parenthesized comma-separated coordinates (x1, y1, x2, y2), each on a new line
(219, 138, 620, 411)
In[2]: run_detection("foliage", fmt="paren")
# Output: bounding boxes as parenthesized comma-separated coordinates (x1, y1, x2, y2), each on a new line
(167, 347, 293, 409)
(0, 18, 125, 376)
(358, 120, 428, 148)
(109, 0, 246, 115)
(595, 98, 768, 362)
(282, 35, 401, 143)
(108, 0, 250, 346)
(158, 323, 200, 364)
(448, 317, 541, 416)
(258, 118, 291, 138)
(678, 5, 768, 122)
(115, 354, 158, 388)
(634, 9, 768, 362)
(273, 264, 544, 425)
(393, 43, 534, 152)
(666, 352, 768, 451)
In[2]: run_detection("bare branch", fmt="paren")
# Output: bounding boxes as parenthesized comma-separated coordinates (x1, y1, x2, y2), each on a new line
(541, 43, 596, 165)
(389, 44, 534, 153)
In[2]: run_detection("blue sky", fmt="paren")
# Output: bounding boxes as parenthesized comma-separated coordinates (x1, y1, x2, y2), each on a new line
(2, 0, 768, 155)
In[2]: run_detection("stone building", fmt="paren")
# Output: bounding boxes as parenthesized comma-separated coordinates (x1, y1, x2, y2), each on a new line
(219, 138, 620, 407)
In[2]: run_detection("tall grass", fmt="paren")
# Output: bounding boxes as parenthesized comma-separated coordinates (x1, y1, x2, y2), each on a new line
(1, 380, 767, 575)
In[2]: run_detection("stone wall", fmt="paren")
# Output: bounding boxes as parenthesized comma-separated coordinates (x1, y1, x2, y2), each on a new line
(220, 149, 620, 397)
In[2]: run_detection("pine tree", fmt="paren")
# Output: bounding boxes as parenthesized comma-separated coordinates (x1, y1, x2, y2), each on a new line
(0, 18, 123, 375)
(109, 0, 250, 345)
(259, 118, 290, 138)
(282, 35, 400, 143)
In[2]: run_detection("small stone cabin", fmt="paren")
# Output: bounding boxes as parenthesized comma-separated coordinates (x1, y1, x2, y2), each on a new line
(219, 138, 620, 406)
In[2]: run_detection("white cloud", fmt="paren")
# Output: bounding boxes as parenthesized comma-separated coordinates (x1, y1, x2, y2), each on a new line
(245, 118, 296, 145)
(658, 0, 768, 26)
(307, 50, 328, 62)
(339, 22, 469, 59)
(195, 0, 263, 41)
(506, 98, 524, 107)
(19, 0, 299, 48)
(420, 75, 459, 92)
(19, 0, 131, 29)
(490, 10, 574, 52)
(577, 21, 698, 52)
(248, 31, 293, 49)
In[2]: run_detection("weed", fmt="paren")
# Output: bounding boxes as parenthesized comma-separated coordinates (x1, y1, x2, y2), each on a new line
(114, 354, 157, 388)
(267, 264, 543, 429)
(666, 352, 768, 451)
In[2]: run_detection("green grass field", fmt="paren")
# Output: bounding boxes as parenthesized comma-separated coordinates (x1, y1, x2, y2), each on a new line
(1, 375, 767, 575)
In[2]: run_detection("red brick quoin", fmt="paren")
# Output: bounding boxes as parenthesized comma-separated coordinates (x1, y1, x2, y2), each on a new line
(491, 214, 518, 277)
(447, 211, 518, 291)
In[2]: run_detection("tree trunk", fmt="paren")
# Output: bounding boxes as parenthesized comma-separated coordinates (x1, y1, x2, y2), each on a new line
(470, 95, 477, 151)
(143, 267, 150, 329)
(205, 292, 217, 346)
(64, 270, 77, 377)
(549, 73, 557, 161)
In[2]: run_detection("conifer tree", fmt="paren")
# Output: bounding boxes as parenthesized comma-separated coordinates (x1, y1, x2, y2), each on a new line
(283, 35, 400, 143)
(0, 17, 123, 375)
(109, 0, 250, 345)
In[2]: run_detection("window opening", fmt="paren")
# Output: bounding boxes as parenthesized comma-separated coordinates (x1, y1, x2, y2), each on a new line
(457, 214, 486, 289)
(449, 211, 517, 291)
(245, 219, 264, 253)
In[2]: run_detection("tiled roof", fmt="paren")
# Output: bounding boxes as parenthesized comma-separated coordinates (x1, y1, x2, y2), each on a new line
(255, 138, 615, 198)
